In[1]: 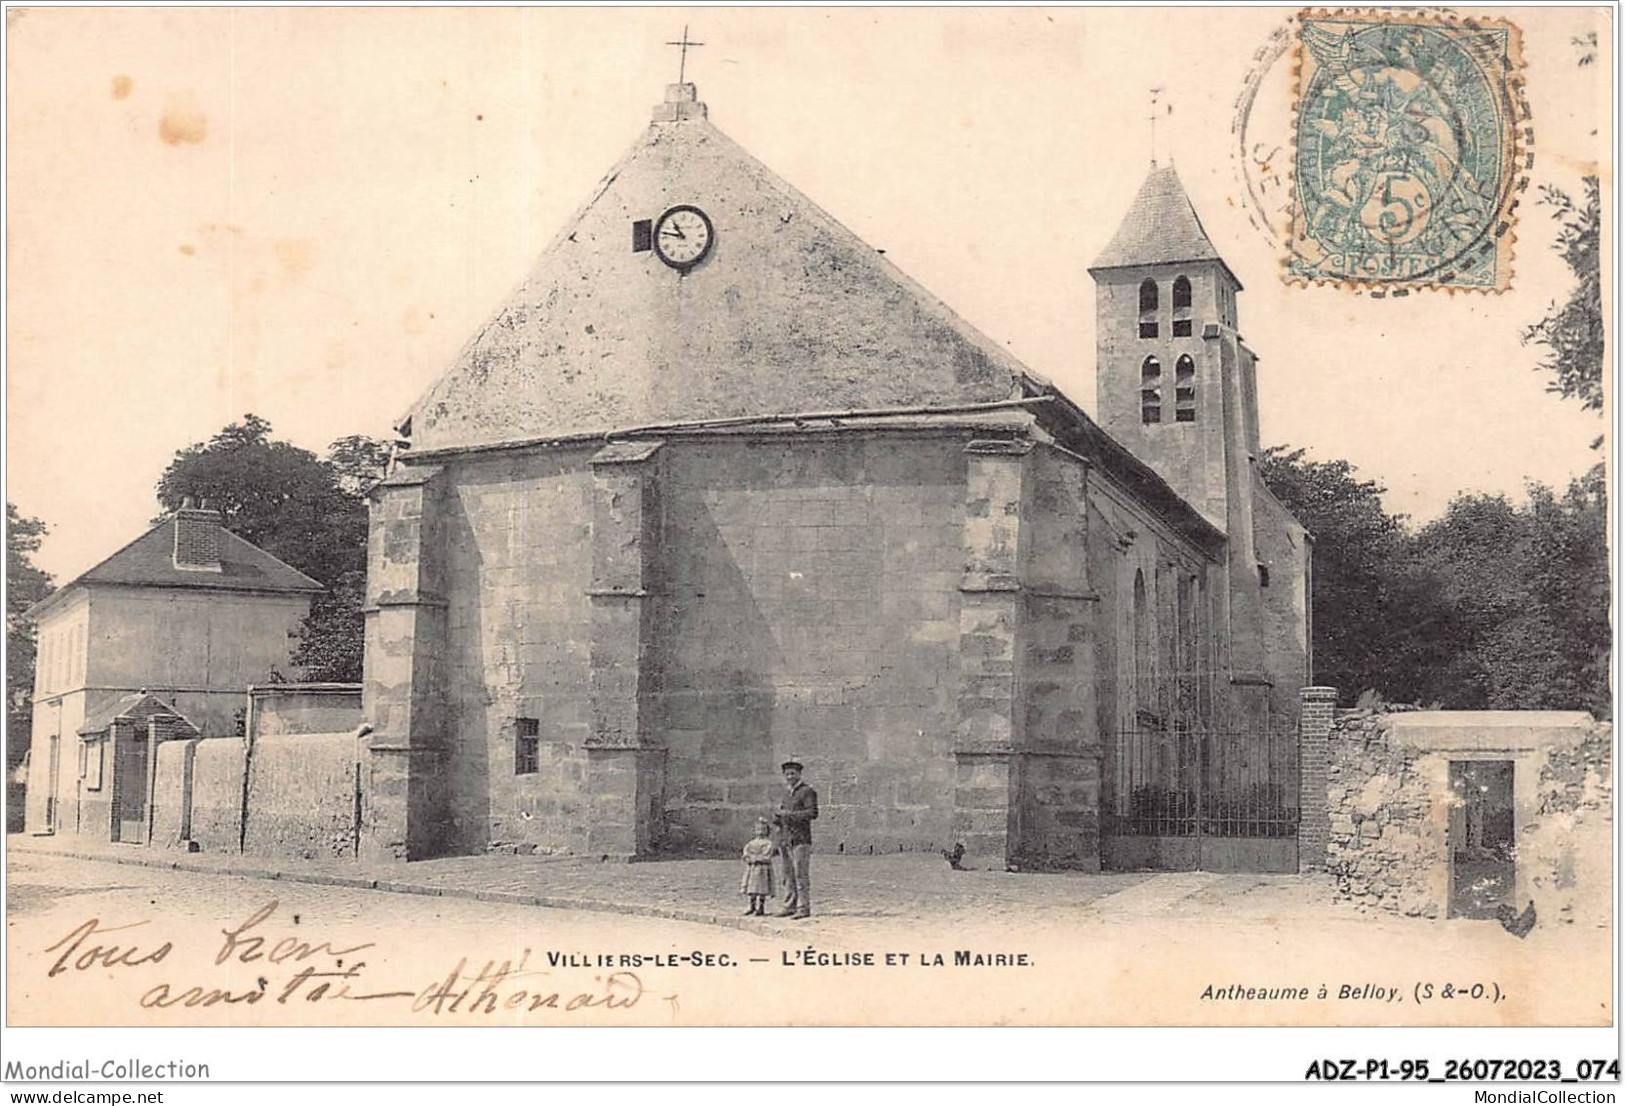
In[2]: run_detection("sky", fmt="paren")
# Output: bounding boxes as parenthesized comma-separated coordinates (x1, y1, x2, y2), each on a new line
(5, 7, 1611, 582)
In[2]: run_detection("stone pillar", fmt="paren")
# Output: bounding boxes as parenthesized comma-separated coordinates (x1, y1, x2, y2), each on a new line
(952, 437, 1030, 870)
(584, 441, 667, 857)
(361, 464, 449, 862)
(1297, 686, 1338, 870)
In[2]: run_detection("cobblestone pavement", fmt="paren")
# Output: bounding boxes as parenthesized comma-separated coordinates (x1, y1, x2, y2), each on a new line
(7, 833, 1353, 934)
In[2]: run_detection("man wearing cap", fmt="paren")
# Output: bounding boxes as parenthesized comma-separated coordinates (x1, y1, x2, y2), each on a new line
(772, 756, 818, 919)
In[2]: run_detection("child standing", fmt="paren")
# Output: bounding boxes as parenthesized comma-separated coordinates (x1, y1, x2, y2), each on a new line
(740, 817, 776, 915)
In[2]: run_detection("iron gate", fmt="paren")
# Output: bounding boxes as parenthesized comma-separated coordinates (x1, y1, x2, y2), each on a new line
(1102, 727, 1300, 872)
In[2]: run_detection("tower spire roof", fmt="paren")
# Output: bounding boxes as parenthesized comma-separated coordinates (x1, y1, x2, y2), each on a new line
(1089, 164, 1238, 287)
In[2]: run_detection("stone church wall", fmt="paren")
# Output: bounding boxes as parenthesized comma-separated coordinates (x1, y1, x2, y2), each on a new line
(655, 433, 967, 855)
(440, 447, 597, 855)
(1009, 446, 1101, 868)
(1253, 483, 1311, 725)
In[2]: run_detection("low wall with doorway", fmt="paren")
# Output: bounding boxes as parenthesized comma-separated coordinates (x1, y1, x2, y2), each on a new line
(1323, 710, 1610, 924)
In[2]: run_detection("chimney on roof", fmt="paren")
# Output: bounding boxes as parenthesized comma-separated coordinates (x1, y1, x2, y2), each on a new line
(173, 498, 224, 572)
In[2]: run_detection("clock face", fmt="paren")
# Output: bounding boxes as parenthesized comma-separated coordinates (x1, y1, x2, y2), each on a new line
(653, 205, 714, 269)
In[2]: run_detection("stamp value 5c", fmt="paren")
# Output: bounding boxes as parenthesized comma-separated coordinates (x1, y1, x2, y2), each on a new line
(1287, 10, 1529, 292)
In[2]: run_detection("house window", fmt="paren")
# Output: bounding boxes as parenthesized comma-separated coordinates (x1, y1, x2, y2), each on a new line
(1140, 357, 1162, 424)
(1172, 275, 1193, 337)
(515, 718, 540, 775)
(1258, 564, 1271, 588)
(1138, 278, 1159, 338)
(1175, 355, 1196, 422)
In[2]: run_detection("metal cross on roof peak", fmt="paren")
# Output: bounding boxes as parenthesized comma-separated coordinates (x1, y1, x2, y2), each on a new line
(665, 25, 705, 85)
(1148, 86, 1172, 168)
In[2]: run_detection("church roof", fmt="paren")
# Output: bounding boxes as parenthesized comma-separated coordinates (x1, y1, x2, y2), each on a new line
(401, 84, 1033, 453)
(1089, 165, 1240, 287)
(28, 517, 322, 620)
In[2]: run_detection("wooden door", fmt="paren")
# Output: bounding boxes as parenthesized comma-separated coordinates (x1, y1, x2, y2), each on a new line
(111, 731, 150, 843)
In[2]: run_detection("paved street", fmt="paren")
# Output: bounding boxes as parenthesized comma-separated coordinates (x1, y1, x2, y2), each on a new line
(6, 843, 1611, 1027)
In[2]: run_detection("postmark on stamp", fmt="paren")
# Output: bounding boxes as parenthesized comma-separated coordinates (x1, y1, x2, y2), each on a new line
(1286, 10, 1529, 292)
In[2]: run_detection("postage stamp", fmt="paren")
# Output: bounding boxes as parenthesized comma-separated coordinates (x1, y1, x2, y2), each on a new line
(1286, 10, 1529, 292)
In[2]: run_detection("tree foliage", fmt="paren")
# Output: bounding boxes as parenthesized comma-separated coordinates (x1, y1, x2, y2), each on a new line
(1263, 449, 1609, 716)
(6, 502, 54, 768)
(1523, 177, 1603, 415)
(156, 416, 390, 682)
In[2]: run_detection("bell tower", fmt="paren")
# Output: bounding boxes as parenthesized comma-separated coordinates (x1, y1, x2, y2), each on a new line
(1089, 164, 1256, 538)
(1090, 164, 1276, 728)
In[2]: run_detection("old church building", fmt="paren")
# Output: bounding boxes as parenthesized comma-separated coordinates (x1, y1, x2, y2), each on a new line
(362, 82, 1311, 871)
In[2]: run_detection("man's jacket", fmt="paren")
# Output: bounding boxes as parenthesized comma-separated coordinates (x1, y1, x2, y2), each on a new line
(775, 782, 819, 845)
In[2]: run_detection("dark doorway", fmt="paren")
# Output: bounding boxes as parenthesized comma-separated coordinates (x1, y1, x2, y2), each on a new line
(1449, 760, 1515, 918)
(111, 729, 150, 844)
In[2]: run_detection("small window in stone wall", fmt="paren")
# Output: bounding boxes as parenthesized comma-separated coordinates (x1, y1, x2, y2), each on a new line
(515, 718, 540, 776)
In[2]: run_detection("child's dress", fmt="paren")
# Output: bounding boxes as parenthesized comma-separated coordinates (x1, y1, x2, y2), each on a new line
(741, 835, 776, 896)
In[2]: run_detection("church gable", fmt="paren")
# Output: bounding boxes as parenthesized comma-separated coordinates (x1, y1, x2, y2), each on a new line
(408, 86, 1025, 453)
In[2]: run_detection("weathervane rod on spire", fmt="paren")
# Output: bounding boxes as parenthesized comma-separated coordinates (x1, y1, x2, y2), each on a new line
(665, 24, 705, 85)
(1148, 86, 1164, 168)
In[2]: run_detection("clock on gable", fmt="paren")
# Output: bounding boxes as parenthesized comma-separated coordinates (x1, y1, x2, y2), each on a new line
(651, 205, 714, 270)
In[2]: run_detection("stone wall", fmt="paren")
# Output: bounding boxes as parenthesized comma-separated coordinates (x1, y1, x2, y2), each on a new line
(150, 738, 199, 849)
(250, 684, 363, 737)
(440, 447, 596, 855)
(1008, 446, 1100, 870)
(243, 732, 360, 859)
(189, 738, 246, 853)
(1325, 709, 1610, 922)
(657, 433, 966, 856)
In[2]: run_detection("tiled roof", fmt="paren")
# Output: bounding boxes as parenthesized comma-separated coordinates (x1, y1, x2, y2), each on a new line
(76, 692, 200, 737)
(31, 518, 322, 619)
(1090, 165, 1236, 283)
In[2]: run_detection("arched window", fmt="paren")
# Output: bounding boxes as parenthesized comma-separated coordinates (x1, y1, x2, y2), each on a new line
(1140, 357, 1162, 424)
(1133, 569, 1155, 723)
(1175, 355, 1196, 422)
(1172, 275, 1193, 337)
(1139, 278, 1159, 313)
